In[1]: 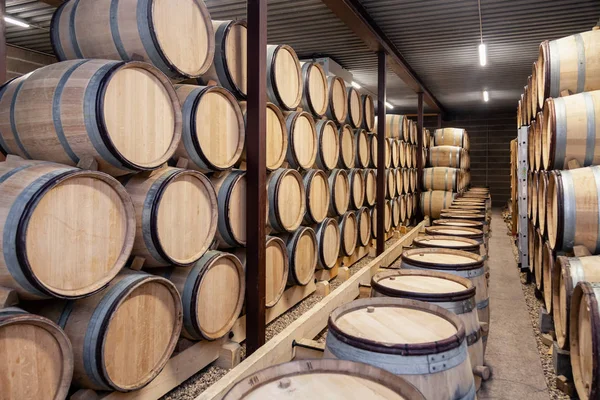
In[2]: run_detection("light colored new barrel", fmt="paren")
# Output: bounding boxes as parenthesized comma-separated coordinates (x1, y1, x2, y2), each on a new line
(538, 171, 548, 235)
(543, 90, 600, 170)
(433, 219, 485, 231)
(356, 207, 372, 247)
(537, 29, 600, 109)
(346, 86, 363, 128)
(414, 235, 480, 254)
(355, 129, 371, 168)
(338, 124, 356, 169)
(386, 168, 396, 199)
(534, 112, 544, 171)
(395, 168, 403, 195)
(427, 146, 463, 169)
(542, 240, 555, 312)
(363, 169, 377, 207)
(0, 307, 73, 400)
(390, 139, 400, 168)
(381, 114, 408, 140)
(399, 141, 407, 168)
(362, 95, 376, 131)
(39, 271, 182, 392)
(0, 160, 135, 300)
(315, 119, 340, 171)
(425, 226, 485, 246)
(570, 281, 600, 400)
(50, 0, 214, 79)
(124, 167, 217, 267)
(368, 134, 378, 168)
(0, 60, 181, 176)
(326, 76, 348, 123)
(371, 202, 392, 237)
(302, 169, 330, 225)
(285, 111, 317, 170)
(325, 297, 476, 400)
(391, 198, 400, 228)
(211, 170, 247, 248)
(223, 359, 426, 400)
(410, 168, 417, 193)
(531, 62, 539, 115)
(348, 168, 365, 210)
(423, 167, 460, 191)
(268, 169, 306, 233)
(434, 128, 470, 150)
(371, 270, 485, 390)
(280, 227, 317, 286)
(402, 168, 410, 194)
(199, 20, 247, 99)
(339, 212, 358, 257)
(328, 169, 350, 217)
(534, 228, 544, 290)
(267, 45, 302, 111)
(315, 218, 341, 270)
(528, 220, 536, 273)
(399, 195, 407, 222)
(531, 171, 539, 226)
(421, 190, 455, 219)
(161, 251, 245, 339)
(553, 255, 600, 350)
(300, 62, 328, 117)
(405, 193, 414, 220)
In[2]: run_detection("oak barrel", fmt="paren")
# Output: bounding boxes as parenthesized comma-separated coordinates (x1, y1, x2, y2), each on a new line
(409, 168, 417, 193)
(348, 168, 365, 210)
(381, 114, 408, 140)
(542, 240, 555, 312)
(161, 251, 244, 339)
(420, 190, 455, 219)
(280, 227, 317, 286)
(391, 198, 401, 228)
(414, 235, 480, 254)
(434, 128, 470, 149)
(315, 120, 340, 171)
(423, 167, 460, 191)
(338, 124, 356, 169)
(433, 219, 485, 231)
(395, 168, 403, 195)
(538, 171, 548, 235)
(325, 297, 476, 400)
(402, 168, 410, 194)
(268, 169, 306, 233)
(534, 228, 544, 290)
(239, 102, 287, 171)
(531, 61, 539, 115)
(339, 212, 358, 257)
(222, 359, 426, 400)
(267, 45, 302, 111)
(398, 194, 407, 223)
(50, 0, 214, 79)
(302, 169, 330, 225)
(371, 270, 485, 390)
(528, 220, 536, 274)
(531, 171, 539, 226)
(285, 111, 317, 170)
(0, 60, 182, 176)
(124, 167, 217, 267)
(399, 141, 407, 168)
(300, 62, 328, 117)
(405, 193, 414, 220)
(389, 138, 399, 168)
(386, 168, 396, 199)
(326, 76, 348, 124)
(354, 129, 370, 168)
(315, 218, 341, 270)
(328, 169, 350, 217)
(0, 160, 135, 300)
(368, 134, 378, 168)
(427, 146, 463, 169)
(371, 202, 392, 237)
(362, 94, 375, 131)
(0, 307, 73, 400)
(345, 86, 363, 128)
(425, 226, 485, 246)
(363, 169, 377, 207)
(211, 170, 247, 248)
(39, 270, 182, 392)
(356, 206, 372, 247)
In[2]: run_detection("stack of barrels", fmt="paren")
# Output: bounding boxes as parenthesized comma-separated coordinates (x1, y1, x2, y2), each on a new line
(516, 26, 600, 400)
(420, 128, 471, 219)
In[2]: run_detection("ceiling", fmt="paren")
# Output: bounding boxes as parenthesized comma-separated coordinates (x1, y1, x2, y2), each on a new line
(4, 0, 600, 115)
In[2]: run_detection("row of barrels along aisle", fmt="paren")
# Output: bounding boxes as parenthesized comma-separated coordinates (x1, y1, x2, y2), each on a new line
(224, 187, 493, 399)
(0, 0, 428, 399)
(515, 24, 600, 400)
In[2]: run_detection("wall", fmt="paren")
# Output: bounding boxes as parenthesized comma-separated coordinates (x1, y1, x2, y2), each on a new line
(5, 45, 55, 82)
(424, 113, 517, 207)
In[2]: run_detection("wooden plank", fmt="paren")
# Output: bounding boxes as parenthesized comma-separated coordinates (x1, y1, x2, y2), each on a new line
(376, 50, 386, 255)
(196, 221, 425, 400)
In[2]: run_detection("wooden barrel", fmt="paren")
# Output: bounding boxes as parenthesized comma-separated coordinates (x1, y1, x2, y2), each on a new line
(552, 255, 600, 350)
(434, 128, 469, 149)
(538, 171, 548, 235)
(328, 169, 350, 217)
(385, 138, 392, 168)
(423, 167, 460, 191)
(0, 161, 135, 300)
(390, 139, 399, 168)
(527, 171, 533, 218)
(570, 281, 600, 400)
(371, 202, 392, 237)
(356, 207, 372, 247)
(325, 297, 476, 400)
(161, 251, 245, 339)
(354, 129, 371, 168)
(239, 102, 288, 171)
(266, 45, 302, 111)
(548, 166, 600, 252)
(198, 20, 247, 99)
(538, 29, 600, 108)
(0, 61, 181, 176)
(302, 169, 330, 225)
(534, 228, 544, 290)
(535, 113, 544, 171)
(300, 62, 328, 117)
(285, 111, 317, 170)
(371, 270, 485, 390)
(433, 219, 485, 231)
(527, 76, 533, 125)
(529, 116, 539, 171)
(368, 134, 378, 168)
(399, 141, 407, 168)
(440, 211, 486, 225)
(338, 124, 356, 169)
(402, 168, 411, 194)
(345, 86, 363, 128)
(280, 227, 317, 286)
(414, 235, 480, 253)
(399, 195, 408, 223)
(528, 220, 536, 273)
(531, 61, 539, 115)
(348, 168, 365, 210)
(223, 359, 426, 400)
(401, 248, 489, 329)
(395, 168, 403, 195)
(363, 169, 377, 207)
(542, 240, 555, 313)
(268, 169, 306, 233)
(326, 76, 348, 124)
(362, 95, 375, 131)
(210, 170, 247, 248)
(427, 146, 462, 169)
(410, 120, 418, 145)
(124, 167, 217, 267)
(543, 91, 600, 170)
(40, 271, 182, 392)
(406, 193, 414, 220)
(0, 307, 73, 400)
(531, 171, 539, 226)
(315, 218, 341, 270)
(386, 168, 396, 199)
(51, 0, 214, 79)
(314, 120, 339, 171)
(409, 168, 417, 193)
(383, 114, 408, 140)
(527, 127, 535, 171)
(524, 84, 530, 125)
(234, 237, 288, 308)
(425, 226, 485, 246)
(339, 212, 358, 257)
(421, 190, 455, 219)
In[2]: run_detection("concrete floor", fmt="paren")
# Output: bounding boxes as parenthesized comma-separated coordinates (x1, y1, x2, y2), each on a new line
(478, 209, 549, 399)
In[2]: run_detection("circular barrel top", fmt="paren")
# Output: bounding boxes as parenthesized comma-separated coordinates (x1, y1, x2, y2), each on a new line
(303, 62, 328, 116)
(413, 235, 480, 251)
(222, 20, 247, 95)
(273, 45, 302, 109)
(25, 171, 134, 298)
(317, 120, 339, 170)
(339, 125, 355, 168)
(290, 227, 317, 285)
(265, 237, 288, 307)
(425, 225, 484, 240)
(372, 270, 474, 302)
(331, 170, 350, 215)
(306, 170, 330, 223)
(329, 76, 348, 122)
(288, 111, 317, 169)
(402, 248, 484, 270)
(275, 169, 305, 230)
(223, 359, 426, 400)
(433, 219, 484, 229)
(265, 103, 287, 170)
(328, 298, 464, 354)
(319, 218, 341, 269)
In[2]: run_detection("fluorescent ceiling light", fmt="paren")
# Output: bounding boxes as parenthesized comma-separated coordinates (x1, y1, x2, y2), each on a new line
(479, 43, 487, 66)
(4, 16, 30, 28)
(483, 91, 489, 102)
(351, 81, 361, 89)
(385, 102, 393, 109)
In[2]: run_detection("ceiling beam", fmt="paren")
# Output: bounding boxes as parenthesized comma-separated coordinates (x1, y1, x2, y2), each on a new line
(38, 0, 63, 7)
(321, 0, 445, 114)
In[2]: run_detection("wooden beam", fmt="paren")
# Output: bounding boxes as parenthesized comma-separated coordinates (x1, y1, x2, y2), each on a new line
(37, 0, 63, 7)
(196, 221, 425, 400)
(376, 51, 386, 255)
(416, 92, 424, 222)
(320, 0, 444, 114)
(245, 0, 267, 355)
